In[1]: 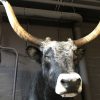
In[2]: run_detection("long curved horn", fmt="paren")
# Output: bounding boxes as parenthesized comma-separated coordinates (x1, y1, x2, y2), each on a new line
(74, 21, 100, 46)
(0, 0, 42, 45)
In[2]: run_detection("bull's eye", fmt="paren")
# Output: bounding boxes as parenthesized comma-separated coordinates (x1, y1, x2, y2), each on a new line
(44, 55, 51, 70)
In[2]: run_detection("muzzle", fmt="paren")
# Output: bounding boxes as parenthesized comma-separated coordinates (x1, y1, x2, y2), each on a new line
(55, 72, 82, 97)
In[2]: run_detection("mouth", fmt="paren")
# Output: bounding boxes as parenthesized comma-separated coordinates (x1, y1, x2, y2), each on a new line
(60, 92, 77, 98)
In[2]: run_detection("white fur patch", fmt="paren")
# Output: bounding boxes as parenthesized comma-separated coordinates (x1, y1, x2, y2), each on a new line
(40, 38, 77, 72)
(41, 38, 77, 53)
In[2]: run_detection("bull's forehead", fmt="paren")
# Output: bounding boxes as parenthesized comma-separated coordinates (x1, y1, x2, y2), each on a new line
(41, 38, 77, 72)
(41, 38, 77, 54)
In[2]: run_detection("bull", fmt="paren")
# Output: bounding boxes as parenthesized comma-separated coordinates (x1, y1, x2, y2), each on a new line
(0, 0, 100, 100)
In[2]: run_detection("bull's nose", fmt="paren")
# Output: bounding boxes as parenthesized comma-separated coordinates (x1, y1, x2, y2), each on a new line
(55, 73, 82, 97)
(61, 78, 81, 92)
(61, 78, 81, 87)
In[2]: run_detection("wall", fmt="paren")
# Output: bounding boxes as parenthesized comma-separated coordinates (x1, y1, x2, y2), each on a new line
(0, 21, 100, 100)
(84, 23, 100, 100)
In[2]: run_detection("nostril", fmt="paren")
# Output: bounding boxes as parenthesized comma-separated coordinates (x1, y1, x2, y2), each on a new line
(60, 78, 81, 88)
(61, 79, 68, 88)
(77, 78, 81, 82)
(76, 78, 81, 85)
(61, 79, 67, 84)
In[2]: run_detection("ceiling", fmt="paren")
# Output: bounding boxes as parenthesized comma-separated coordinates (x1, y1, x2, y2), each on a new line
(0, 0, 100, 27)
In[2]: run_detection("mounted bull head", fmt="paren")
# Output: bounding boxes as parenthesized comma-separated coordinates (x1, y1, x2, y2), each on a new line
(0, 0, 100, 98)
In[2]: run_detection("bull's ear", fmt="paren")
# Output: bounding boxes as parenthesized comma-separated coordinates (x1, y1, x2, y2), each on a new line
(73, 48, 85, 65)
(26, 46, 42, 63)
